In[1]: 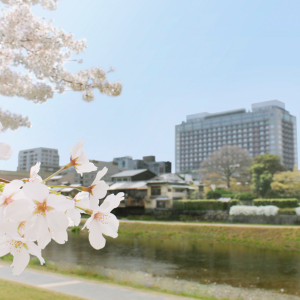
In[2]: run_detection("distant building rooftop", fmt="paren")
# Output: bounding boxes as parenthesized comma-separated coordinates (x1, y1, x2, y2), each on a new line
(111, 169, 149, 178)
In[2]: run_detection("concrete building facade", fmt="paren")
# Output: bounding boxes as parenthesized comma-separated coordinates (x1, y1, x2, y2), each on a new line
(175, 100, 298, 172)
(17, 147, 59, 172)
(113, 156, 171, 175)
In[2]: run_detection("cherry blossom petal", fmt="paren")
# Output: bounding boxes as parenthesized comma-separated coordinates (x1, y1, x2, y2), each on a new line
(66, 208, 81, 226)
(92, 167, 108, 184)
(30, 215, 51, 249)
(11, 250, 30, 275)
(5, 199, 34, 221)
(0, 142, 12, 160)
(92, 181, 109, 200)
(99, 192, 124, 214)
(75, 191, 90, 210)
(3, 180, 23, 197)
(23, 182, 49, 202)
(70, 140, 84, 159)
(76, 153, 97, 175)
(46, 211, 69, 244)
(29, 162, 42, 183)
(27, 242, 45, 265)
(100, 213, 119, 238)
(0, 243, 10, 257)
(47, 194, 74, 211)
(88, 227, 106, 250)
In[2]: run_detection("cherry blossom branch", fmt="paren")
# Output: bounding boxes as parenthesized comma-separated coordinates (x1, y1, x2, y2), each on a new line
(42, 165, 69, 183)
(0, 177, 10, 183)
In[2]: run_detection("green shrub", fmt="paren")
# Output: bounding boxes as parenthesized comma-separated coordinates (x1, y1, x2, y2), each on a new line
(174, 199, 233, 211)
(235, 192, 255, 201)
(253, 198, 298, 208)
(206, 190, 222, 199)
(278, 208, 296, 215)
(227, 199, 240, 208)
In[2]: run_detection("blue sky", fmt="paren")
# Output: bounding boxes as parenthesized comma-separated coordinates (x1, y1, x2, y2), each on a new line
(1, 0, 300, 171)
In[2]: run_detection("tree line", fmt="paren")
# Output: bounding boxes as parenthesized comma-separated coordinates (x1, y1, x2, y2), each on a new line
(200, 146, 300, 198)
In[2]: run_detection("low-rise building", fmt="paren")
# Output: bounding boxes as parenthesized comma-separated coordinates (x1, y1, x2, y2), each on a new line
(111, 169, 156, 183)
(145, 173, 195, 210)
(108, 181, 148, 207)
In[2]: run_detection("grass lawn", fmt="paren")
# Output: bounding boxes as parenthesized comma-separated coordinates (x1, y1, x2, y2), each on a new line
(118, 221, 300, 252)
(0, 279, 84, 300)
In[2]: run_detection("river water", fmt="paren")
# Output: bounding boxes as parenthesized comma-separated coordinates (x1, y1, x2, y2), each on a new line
(43, 231, 300, 296)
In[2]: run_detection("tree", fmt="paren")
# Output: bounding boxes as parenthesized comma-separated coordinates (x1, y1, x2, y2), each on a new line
(0, 1, 124, 275)
(271, 170, 300, 198)
(200, 146, 252, 188)
(250, 154, 284, 197)
(0, 0, 122, 130)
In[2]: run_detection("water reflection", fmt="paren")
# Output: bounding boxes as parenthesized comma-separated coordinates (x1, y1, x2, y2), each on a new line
(43, 232, 300, 295)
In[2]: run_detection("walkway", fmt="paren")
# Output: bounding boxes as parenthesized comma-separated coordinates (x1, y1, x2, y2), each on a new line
(121, 220, 300, 229)
(0, 263, 193, 300)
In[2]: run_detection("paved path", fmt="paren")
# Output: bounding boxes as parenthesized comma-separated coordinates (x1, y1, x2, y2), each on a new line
(121, 220, 300, 229)
(0, 263, 193, 300)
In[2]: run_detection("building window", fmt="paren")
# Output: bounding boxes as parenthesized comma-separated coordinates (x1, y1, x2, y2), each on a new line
(156, 201, 166, 208)
(151, 186, 161, 196)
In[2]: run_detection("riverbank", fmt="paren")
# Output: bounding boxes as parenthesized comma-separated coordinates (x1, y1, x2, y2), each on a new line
(119, 220, 300, 252)
(3, 220, 300, 299)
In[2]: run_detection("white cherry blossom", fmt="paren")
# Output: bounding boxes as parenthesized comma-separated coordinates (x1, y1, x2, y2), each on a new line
(0, 180, 24, 216)
(0, 1, 122, 129)
(69, 141, 97, 175)
(29, 162, 42, 183)
(83, 167, 109, 209)
(0, 235, 44, 275)
(0, 121, 12, 160)
(22, 182, 74, 249)
(83, 192, 124, 250)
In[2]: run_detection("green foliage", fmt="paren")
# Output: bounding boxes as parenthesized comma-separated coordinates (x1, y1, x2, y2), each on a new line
(206, 188, 236, 199)
(71, 226, 81, 234)
(271, 171, 300, 199)
(0, 182, 5, 192)
(173, 199, 239, 211)
(278, 208, 296, 215)
(227, 199, 240, 208)
(250, 154, 284, 197)
(206, 190, 222, 199)
(235, 192, 255, 201)
(252, 154, 285, 175)
(253, 198, 299, 208)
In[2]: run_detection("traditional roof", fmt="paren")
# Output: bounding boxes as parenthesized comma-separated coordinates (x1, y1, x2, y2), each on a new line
(108, 181, 147, 190)
(111, 169, 149, 178)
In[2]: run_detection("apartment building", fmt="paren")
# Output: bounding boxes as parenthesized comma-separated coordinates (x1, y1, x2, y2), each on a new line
(17, 147, 59, 172)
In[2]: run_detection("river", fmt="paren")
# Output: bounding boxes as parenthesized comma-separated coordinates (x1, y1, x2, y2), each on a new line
(43, 230, 300, 297)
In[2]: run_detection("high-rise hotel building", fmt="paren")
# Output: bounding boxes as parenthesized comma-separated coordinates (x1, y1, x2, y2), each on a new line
(175, 100, 298, 172)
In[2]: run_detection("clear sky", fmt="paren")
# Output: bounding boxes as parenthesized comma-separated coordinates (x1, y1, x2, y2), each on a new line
(1, 0, 300, 171)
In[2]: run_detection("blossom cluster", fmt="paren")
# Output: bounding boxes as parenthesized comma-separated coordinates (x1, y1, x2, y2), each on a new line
(0, 0, 122, 130)
(229, 205, 279, 217)
(0, 138, 124, 275)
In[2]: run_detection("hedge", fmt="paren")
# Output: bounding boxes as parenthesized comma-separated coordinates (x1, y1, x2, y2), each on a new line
(253, 198, 298, 208)
(173, 199, 239, 211)
(235, 192, 255, 201)
(278, 208, 296, 215)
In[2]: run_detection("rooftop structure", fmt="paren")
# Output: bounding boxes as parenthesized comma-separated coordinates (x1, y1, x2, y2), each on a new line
(113, 155, 171, 175)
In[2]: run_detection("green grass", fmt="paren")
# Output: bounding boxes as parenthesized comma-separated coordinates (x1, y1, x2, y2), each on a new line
(0, 279, 84, 300)
(118, 221, 300, 252)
